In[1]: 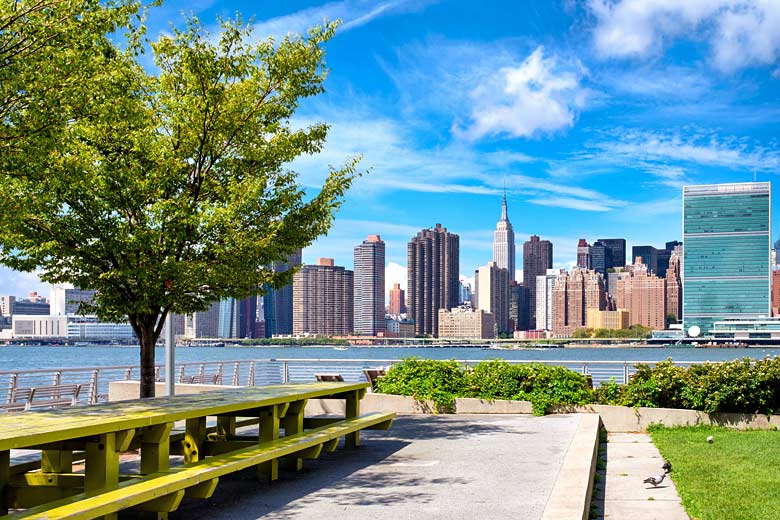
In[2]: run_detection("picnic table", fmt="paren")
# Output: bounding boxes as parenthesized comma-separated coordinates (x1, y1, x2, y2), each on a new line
(0, 381, 394, 519)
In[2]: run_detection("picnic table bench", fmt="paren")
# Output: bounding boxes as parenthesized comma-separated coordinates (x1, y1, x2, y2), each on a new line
(0, 381, 394, 519)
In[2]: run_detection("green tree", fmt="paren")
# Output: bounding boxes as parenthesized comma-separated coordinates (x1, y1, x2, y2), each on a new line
(0, 7, 358, 397)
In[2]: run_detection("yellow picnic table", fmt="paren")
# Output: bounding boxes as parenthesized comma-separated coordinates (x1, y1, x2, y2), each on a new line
(0, 381, 394, 520)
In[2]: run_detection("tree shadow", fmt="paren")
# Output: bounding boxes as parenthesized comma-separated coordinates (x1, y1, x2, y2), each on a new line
(589, 436, 608, 520)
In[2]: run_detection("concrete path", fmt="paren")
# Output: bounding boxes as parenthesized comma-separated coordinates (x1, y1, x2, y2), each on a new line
(171, 414, 581, 520)
(591, 432, 689, 520)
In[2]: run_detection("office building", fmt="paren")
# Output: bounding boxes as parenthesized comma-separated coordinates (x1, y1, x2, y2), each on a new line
(385, 317, 416, 338)
(438, 306, 495, 339)
(552, 268, 607, 337)
(353, 235, 386, 335)
(614, 259, 666, 329)
(523, 235, 553, 329)
(458, 281, 472, 306)
(389, 283, 407, 316)
(536, 269, 563, 331)
(407, 224, 459, 336)
(50, 286, 96, 316)
(0, 295, 49, 317)
(590, 241, 608, 275)
(576, 239, 591, 270)
(509, 282, 530, 331)
(293, 258, 354, 336)
(586, 309, 629, 330)
(263, 249, 302, 337)
(666, 247, 682, 322)
(12, 315, 135, 341)
(493, 191, 516, 281)
(598, 238, 627, 270)
(185, 301, 220, 338)
(683, 182, 771, 335)
(476, 261, 510, 334)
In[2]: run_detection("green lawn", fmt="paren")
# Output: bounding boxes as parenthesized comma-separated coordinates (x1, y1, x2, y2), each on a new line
(649, 426, 780, 520)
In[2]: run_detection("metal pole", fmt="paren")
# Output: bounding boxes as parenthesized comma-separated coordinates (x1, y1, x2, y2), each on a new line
(165, 312, 175, 396)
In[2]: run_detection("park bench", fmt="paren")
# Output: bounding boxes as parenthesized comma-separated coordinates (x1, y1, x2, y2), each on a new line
(186, 373, 221, 384)
(363, 368, 386, 390)
(0, 385, 81, 412)
(3, 412, 395, 519)
(315, 373, 344, 382)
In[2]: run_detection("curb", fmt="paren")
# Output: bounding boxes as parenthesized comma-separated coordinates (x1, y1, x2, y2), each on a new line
(541, 413, 601, 520)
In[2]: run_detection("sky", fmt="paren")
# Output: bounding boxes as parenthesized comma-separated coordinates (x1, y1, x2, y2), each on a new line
(3, 0, 780, 300)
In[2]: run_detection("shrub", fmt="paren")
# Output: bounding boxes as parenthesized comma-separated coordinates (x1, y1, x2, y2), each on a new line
(374, 358, 468, 411)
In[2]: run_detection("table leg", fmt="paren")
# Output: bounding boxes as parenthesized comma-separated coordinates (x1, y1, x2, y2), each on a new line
(217, 416, 236, 438)
(345, 390, 361, 448)
(85, 432, 119, 520)
(1, 450, 9, 515)
(140, 423, 173, 475)
(183, 417, 207, 464)
(42, 449, 73, 473)
(257, 405, 279, 482)
(281, 399, 307, 471)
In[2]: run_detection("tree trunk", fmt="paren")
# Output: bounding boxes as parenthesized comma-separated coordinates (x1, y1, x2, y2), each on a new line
(139, 324, 156, 398)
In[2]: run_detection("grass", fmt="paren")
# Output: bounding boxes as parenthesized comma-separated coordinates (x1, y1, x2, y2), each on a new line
(649, 425, 780, 520)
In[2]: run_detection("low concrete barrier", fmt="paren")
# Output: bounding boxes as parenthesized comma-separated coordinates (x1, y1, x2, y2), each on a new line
(541, 414, 601, 520)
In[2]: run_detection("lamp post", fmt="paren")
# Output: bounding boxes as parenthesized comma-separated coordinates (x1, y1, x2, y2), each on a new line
(165, 313, 175, 396)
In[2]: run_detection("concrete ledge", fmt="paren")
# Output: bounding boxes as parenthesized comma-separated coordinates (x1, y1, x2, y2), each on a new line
(541, 414, 601, 520)
(552, 403, 780, 432)
(109, 381, 233, 401)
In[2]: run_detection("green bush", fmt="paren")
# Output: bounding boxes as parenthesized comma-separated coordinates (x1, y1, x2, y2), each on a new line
(375, 358, 594, 415)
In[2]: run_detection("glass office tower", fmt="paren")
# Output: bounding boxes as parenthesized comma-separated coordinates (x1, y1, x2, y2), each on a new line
(682, 183, 771, 336)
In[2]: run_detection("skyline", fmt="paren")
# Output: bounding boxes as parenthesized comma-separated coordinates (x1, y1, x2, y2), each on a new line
(2, 0, 779, 298)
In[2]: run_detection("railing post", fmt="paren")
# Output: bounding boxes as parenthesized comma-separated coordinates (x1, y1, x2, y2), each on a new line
(53, 371, 62, 386)
(232, 363, 240, 386)
(89, 369, 99, 404)
(7, 374, 17, 403)
(283, 361, 289, 383)
(178, 365, 185, 383)
(124, 368, 132, 380)
(248, 361, 255, 387)
(623, 362, 629, 384)
(216, 363, 223, 385)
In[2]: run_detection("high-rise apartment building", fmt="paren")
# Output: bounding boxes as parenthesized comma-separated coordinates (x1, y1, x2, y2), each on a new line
(683, 183, 771, 335)
(576, 239, 591, 270)
(552, 268, 607, 337)
(523, 235, 553, 329)
(509, 282, 530, 331)
(772, 270, 780, 317)
(493, 191, 516, 282)
(632, 245, 659, 275)
(353, 235, 386, 336)
(293, 258, 354, 336)
(389, 283, 406, 315)
(535, 268, 563, 331)
(407, 224, 459, 336)
(614, 259, 666, 329)
(476, 261, 510, 334)
(263, 249, 301, 337)
(665, 247, 682, 322)
(438, 306, 495, 339)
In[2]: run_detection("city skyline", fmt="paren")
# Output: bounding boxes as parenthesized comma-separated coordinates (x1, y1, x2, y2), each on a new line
(2, 1, 779, 299)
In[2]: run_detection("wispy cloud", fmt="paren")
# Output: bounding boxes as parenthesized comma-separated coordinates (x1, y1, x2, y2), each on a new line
(251, 0, 436, 40)
(587, 0, 780, 73)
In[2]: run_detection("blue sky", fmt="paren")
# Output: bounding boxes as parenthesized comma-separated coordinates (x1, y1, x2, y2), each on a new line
(3, 0, 780, 298)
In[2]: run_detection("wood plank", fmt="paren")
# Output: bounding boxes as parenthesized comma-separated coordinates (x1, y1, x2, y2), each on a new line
(0, 383, 368, 451)
(345, 390, 361, 448)
(3, 412, 395, 520)
(1, 450, 8, 515)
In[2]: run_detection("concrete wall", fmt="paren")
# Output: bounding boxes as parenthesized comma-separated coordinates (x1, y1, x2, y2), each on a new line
(108, 381, 780, 432)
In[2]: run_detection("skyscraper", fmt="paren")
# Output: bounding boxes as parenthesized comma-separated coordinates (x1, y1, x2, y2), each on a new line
(476, 261, 510, 334)
(576, 239, 591, 269)
(523, 235, 553, 329)
(509, 281, 530, 331)
(535, 268, 563, 331)
(631, 245, 659, 275)
(493, 191, 516, 282)
(293, 258, 354, 336)
(263, 249, 302, 337)
(407, 224, 460, 336)
(683, 182, 771, 335)
(665, 247, 682, 322)
(353, 235, 386, 336)
(389, 283, 406, 315)
(598, 238, 627, 270)
(552, 268, 607, 337)
(614, 259, 666, 329)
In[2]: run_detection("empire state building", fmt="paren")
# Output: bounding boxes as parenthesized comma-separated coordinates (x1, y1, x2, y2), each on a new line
(493, 191, 516, 281)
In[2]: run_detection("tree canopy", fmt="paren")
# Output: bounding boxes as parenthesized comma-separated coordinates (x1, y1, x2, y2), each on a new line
(0, 1, 358, 397)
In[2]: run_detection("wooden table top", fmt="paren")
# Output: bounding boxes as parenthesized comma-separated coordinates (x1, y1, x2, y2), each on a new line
(0, 382, 368, 451)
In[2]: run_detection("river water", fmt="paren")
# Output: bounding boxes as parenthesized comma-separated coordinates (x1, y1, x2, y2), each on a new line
(2, 344, 779, 372)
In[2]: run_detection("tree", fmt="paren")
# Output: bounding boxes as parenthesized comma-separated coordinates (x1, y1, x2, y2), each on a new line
(0, 7, 358, 397)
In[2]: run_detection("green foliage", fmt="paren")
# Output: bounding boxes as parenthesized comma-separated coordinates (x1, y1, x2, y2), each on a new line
(571, 328, 593, 338)
(375, 358, 594, 415)
(593, 378, 624, 405)
(573, 325, 653, 339)
(374, 358, 468, 411)
(651, 426, 780, 519)
(0, 4, 359, 397)
(609, 357, 780, 414)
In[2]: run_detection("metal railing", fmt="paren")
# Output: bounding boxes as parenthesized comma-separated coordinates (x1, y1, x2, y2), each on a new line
(0, 358, 701, 410)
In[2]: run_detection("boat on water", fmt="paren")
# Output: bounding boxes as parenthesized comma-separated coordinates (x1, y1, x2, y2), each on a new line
(693, 342, 748, 348)
(333, 347, 348, 351)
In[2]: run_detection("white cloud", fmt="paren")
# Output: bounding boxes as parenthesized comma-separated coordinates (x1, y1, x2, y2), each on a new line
(251, 0, 435, 40)
(588, 0, 780, 72)
(454, 46, 589, 140)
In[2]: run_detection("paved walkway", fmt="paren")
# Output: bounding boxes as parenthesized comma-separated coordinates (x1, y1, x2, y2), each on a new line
(591, 432, 689, 520)
(172, 414, 581, 520)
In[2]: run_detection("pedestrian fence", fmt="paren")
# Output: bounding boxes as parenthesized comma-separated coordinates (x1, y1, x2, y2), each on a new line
(0, 358, 701, 411)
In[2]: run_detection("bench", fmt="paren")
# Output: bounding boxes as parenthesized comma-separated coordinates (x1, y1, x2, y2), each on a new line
(186, 373, 221, 384)
(4, 412, 395, 519)
(363, 368, 386, 390)
(0, 384, 81, 412)
(315, 374, 344, 382)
